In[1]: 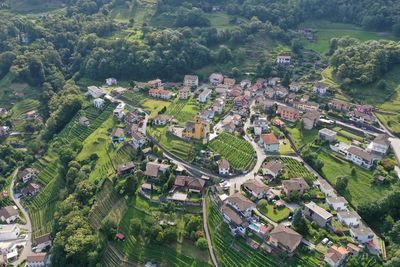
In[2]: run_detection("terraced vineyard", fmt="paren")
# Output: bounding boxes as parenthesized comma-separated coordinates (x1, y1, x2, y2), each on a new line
(120, 91, 146, 107)
(266, 157, 316, 184)
(209, 133, 256, 171)
(207, 196, 321, 267)
(89, 179, 127, 229)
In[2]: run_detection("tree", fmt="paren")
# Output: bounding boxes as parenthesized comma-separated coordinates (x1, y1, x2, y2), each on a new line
(335, 176, 349, 192)
(377, 80, 387, 91)
(101, 217, 118, 240)
(196, 237, 208, 250)
(130, 218, 142, 236)
(292, 208, 302, 228)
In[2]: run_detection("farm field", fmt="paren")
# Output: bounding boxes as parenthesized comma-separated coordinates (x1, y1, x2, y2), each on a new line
(302, 20, 398, 54)
(257, 202, 290, 223)
(286, 125, 318, 150)
(166, 98, 200, 125)
(266, 157, 316, 184)
(208, 133, 256, 171)
(121, 91, 171, 118)
(207, 195, 322, 267)
(318, 150, 395, 207)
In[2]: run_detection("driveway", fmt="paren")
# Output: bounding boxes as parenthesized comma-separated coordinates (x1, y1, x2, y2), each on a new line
(9, 168, 32, 266)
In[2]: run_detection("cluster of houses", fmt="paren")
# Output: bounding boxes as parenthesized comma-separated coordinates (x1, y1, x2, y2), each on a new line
(17, 168, 41, 197)
(329, 99, 376, 125)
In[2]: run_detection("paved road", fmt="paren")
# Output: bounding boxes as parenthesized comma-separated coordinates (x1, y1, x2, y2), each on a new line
(9, 168, 32, 266)
(202, 196, 219, 267)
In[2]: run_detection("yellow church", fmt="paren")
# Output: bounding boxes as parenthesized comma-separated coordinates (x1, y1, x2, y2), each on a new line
(182, 113, 210, 142)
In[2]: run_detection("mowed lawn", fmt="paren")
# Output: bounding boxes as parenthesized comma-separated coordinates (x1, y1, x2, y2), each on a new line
(257, 202, 290, 223)
(302, 20, 398, 54)
(318, 150, 395, 207)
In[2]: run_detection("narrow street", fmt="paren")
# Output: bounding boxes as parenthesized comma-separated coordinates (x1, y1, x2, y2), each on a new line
(202, 196, 219, 267)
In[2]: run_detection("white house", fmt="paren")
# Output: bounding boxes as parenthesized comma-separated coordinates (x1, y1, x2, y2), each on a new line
(268, 77, 280, 86)
(0, 225, 20, 241)
(0, 206, 18, 224)
(93, 98, 105, 109)
(218, 159, 230, 175)
(131, 128, 147, 149)
(346, 146, 374, 169)
(260, 133, 279, 152)
(242, 180, 269, 199)
(350, 225, 374, 244)
(289, 82, 302, 92)
(87, 86, 105, 98)
(313, 82, 329, 96)
(26, 253, 48, 267)
(337, 211, 360, 227)
(319, 128, 337, 142)
(315, 179, 335, 197)
(209, 73, 224, 86)
(367, 134, 390, 155)
(253, 117, 269, 135)
(261, 160, 284, 178)
(276, 55, 291, 64)
(18, 168, 38, 184)
(106, 78, 117, 86)
(221, 204, 249, 236)
(326, 196, 348, 211)
(184, 75, 199, 87)
(198, 88, 212, 103)
(225, 192, 256, 218)
(113, 102, 126, 119)
(153, 115, 171, 126)
(34, 234, 52, 252)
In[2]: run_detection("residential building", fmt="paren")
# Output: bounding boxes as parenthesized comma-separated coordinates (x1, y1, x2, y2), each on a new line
(242, 180, 269, 199)
(18, 168, 38, 184)
(265, 87, 275, 99)
(218, 159, 230, 175)
(261, 160, 284, 178)
(182, 114, 210, 141)
(179, 87, 191, 100)
(184, 75, 199, 87)
(319, 128, 337, 142)
(24, 110, 39, 120)
(148, 79, 162, 88)
(149, 88, 172, 100)
(282, 178, 310, 196)
(346, 146, 374, 169)
(302, 111, 320, 130)
(313, 82, 329, 95)
(337, 211, 360, 227)
(225, 192, 256, 217)
(276, 105, 300, 122)
(275, 87, 289, 99)
(215, 84, 230, 95)
(289, 82, 302, 92)
(315, 179, 335, 197)
(0, 225, 20, 241)
(87, 86, 105, 98)
(269, 225, 302, 254)
(211, 99, 225, 114)
(329, 99, 353, 112)
(221, 204, 249, 236)
(347, 243, 362, 256)
(350, 110, 375, 125)
(0, 206, 18, 224)
(304, 201, 333, 227)
(93, 98, 105, 109)
(293, 101, 319, 112)
(324, 245, 349, 267)
(268, 77, 280, 86)
(326, 196, 348, 211)
(209, 73, 224, 86)
(0, 126, 10, 138)
(106, 78, 117, 86)
(34, 234, 52, 252)
(356, 105, 373, 115)
(173, 176, 206, 193)
(22, 182, 41, 197)
(144, 162, 170, 178)
(198, 88, 212, 103)
(26, 253, 47, 267)
(79, 116, 90, 127)
(153, 115, 171, 126)
(131, 127, 147, 149)
(276, 54, 292, 64)
(367, 134, 390, 155)
(111, 128, 125, 143)
(260, 133, 280, 152)
(350, 225, 374, 244)
(113, 102, 126, 119)
(253, 117, 269, 135)
(117, 162, 135, 176)
(224, 78, 236, 87)
(240, 80, 251, 89)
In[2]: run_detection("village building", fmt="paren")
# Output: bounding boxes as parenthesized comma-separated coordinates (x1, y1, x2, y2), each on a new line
(173, 176, 206, 193)
(319, 128, 337, 142)
(350, 110, 375, 125)
(79, 116, 90, 127)
(0, 225, 20, 241)
(149, 88, 172, 100)
(0, 206, 18, 224)
(221, 204, 249, 236)
(24, 110, 40, 121)
(329, 99, 353, 112)
(117, 162, 135, 176)
(282, 178, 310, 196)
(260, 133, 280, 152)
(218, 159, 230, 175)
(209, 73, 224, 86)
(153, 114, 171, 126)
(22, 182, 41, 197)
(302, 111, 320, 130)
(26, 253, 48, 267)
(293, 101, 319, 112)
(225, 192, 256, 218)
(276, 105, 300, 122)
(276, 54, 292, 64)
(315, 179, 336, 197)
(211, 99, 225, 114)
(93, 98, 105, 109)
(265, 87, 275, 99)
(242, 179, 269, 199)
(253, 117, 269, 135)
(0, 126, 10, 138)
(347, 243, 362, 256)
(113, 102, 126, 119)
(324, 245, 349, 267)
(356, 105, 373, 115)
(106, 77, 117, 86)
(87, 86, 105, 98)
(34, 233, 52, 252)
(289, 82, 302, 92)
(144, 162, 170, 178)
(275, 87, 289, 99)
(304, 201, 333, 227)
(224, 78, 236, 86)
(18, 168, 38, 184)
(326, 196, 348, 211)
(147, 79, 162, 88)
(179, 87, 191, 100)
(268, 225, 302, 255)
(313, 82, 329, 96)
(350, 225, 374, 244)
(198, 88, 212, 103)
(240, 80, 251, 89)
(367, 134, 390, 155)
(345, 146, 374, 169)
(268, 77, 280, 86)
(182, 114, 210, 141)
(111, 128, 125, 143)
(131, 128, 147, 149)
(183, 75, 199, 87)
(261, 160, 284, 179)
(337, 211, 360, 227)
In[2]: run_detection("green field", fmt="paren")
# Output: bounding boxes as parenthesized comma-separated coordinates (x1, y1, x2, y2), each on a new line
(266, 157, 316, 184)
(6, 0, 64, 13)
(121, 91, 171, 118)
(302, 20, 398, 54)
(209, 133, 256, 171)
(205, 12, 235, 30)
(166, 97, 200, 125)
(286, 124, 319, 151)
(257, 202, 290, 223)
(109, 1, 157, 26)
(318, 150, 395, 207)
